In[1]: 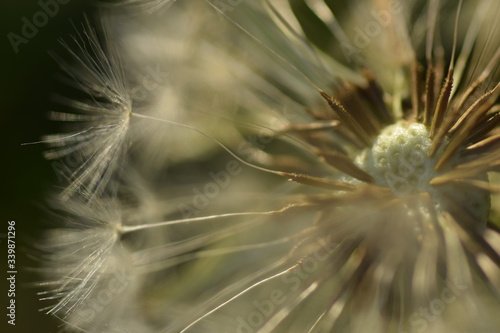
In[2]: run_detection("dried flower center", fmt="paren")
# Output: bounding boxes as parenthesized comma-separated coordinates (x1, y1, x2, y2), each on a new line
(355, 120, 490, 225)
(356, 121, 439, 195)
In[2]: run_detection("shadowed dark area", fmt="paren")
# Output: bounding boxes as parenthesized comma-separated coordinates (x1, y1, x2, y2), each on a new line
(0, 1, 94, 332)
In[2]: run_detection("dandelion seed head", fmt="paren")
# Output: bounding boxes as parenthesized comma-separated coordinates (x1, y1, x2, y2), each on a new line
(37, 195, 146, 332)
(162, 0, 500, 331)
(43, 15, 134, 202)
(38, 1, 500, 332)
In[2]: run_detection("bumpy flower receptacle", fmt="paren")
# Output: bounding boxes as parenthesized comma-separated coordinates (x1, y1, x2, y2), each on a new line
(356, 121, 490, 223)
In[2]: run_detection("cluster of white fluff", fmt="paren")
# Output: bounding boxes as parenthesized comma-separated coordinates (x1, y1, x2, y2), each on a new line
(39, 1, 500, 333)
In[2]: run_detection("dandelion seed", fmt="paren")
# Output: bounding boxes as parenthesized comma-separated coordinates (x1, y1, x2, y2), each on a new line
(37, 195, 140, 332)
(43, 15, 132, 202)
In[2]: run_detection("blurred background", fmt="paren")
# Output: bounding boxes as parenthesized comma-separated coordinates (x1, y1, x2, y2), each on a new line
(1, 1, 94, 332)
